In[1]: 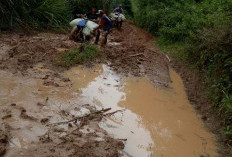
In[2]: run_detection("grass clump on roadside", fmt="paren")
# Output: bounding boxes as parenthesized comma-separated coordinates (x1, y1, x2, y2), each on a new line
(58, 44, 100, 67)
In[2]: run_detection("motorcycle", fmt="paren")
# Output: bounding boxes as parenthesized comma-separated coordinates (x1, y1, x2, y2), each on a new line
(69, 17, 99, 42)
(110, 13, 125, 29)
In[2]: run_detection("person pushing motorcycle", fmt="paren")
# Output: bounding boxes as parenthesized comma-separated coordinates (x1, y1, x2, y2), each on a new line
(93, 10, 113, 45)
(112, 4, 124, 28)
(69, 6, 99, 41)
(113, 4, 124, 14)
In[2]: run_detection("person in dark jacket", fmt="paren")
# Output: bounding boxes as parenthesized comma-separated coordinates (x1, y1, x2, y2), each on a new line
(86, 6, 98, 22)
(93, 10, 113, 45)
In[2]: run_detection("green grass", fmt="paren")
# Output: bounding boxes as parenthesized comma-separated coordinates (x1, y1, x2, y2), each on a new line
(155, 39, 188, 63)
(57, 44, 100, 67)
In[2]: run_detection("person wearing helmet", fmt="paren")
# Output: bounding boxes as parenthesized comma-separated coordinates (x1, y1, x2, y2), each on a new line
(113, 4, 124, 14)
(93, 10, 113, 45)
(113, 4, 124, 28)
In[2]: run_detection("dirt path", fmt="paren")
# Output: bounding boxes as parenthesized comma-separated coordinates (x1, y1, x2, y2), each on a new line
(0, 21, 228, 156)
(103, 21, 170, 87)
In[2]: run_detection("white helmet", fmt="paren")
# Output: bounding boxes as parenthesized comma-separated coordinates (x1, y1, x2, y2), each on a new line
(96, 10, 104, 15)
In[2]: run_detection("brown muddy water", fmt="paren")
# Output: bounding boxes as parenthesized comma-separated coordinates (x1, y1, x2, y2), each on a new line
(0, 64, 217, 157)
(67, 65, 217, 157)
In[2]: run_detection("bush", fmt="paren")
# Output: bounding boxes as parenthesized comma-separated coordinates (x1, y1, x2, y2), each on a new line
(0, 0, 72, 30)
(58, 44, 100, 67)
(188, 22, 232, 124)
(68, 0, 111, 16)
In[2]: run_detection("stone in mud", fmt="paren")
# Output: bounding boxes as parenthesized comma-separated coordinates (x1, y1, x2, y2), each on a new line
(11, 103, 16, 106)
(43, 81, 60, 87)
(20, 109, 37, 121)
(117, 141, 124, 150)
(62, 78, 70, 82)
(40, 118, 49, 124)
(42, 75, 50, 80)
(1, 114, 12, 120)
(37, 102, 45, 107)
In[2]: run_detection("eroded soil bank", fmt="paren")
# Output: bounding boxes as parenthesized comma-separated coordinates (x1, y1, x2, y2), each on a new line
(0, 21, 227, 156)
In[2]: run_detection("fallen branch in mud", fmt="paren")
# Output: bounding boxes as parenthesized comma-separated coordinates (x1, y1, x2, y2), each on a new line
(166, 55, 171, 62)
(41, 108, 125, 142)
(47, 108, 112, 126)
(129, 53, 146, 57)
(117, 138, 127, 141)
(104, 109, 125, 116)
(63, 109, 125, 137)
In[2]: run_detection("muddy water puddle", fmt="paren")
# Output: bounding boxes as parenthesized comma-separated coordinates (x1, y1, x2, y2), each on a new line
(0, 70, 89, 153)
(67, 65, 217, 157)
(0, 64, 217, 157)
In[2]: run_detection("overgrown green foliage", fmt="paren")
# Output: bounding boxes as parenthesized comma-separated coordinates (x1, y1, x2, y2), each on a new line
(131, 0, 232, 143)
(0, 0, 72, 30)
(58, 44, 100, 67)
(68, 0, 111, 15)
(0, 0, 117, 30)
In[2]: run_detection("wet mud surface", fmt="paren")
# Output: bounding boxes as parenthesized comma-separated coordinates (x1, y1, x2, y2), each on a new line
(0, 21, 226, 156)
(101, 21, 170, 88)
(0, 32, 78, 77)
(0, 69, 124, 157)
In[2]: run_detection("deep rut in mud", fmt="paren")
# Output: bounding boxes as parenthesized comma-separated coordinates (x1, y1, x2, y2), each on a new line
(0, 21, 220, 157)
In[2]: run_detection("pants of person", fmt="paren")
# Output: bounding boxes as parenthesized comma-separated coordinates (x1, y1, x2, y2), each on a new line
(95, 29, 110, 45)
(119, 21, 122, 28)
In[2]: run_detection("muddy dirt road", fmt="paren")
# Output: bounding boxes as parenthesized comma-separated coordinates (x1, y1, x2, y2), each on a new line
(0, 21, 224, 157)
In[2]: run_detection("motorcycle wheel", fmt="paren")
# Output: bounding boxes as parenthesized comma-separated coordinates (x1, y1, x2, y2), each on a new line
(73, 27, 84, 42)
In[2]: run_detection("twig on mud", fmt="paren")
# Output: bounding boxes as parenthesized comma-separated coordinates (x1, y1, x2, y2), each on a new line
(129, 53, 145, 57)
(117, 138, 127, 141)
(63, 109, 125, 137)
(43, 53, 47, 57)
(166, 55, 171, 62)
(47, 108, 112, 126)
(104, 109, 125, 116)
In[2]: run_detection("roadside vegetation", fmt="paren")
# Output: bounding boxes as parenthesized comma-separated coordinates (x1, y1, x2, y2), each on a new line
(0, 0, 112, 31)
(127, 0, 232, 146)
(57, 44, 100, 67)
(0, 0, 72, 30)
